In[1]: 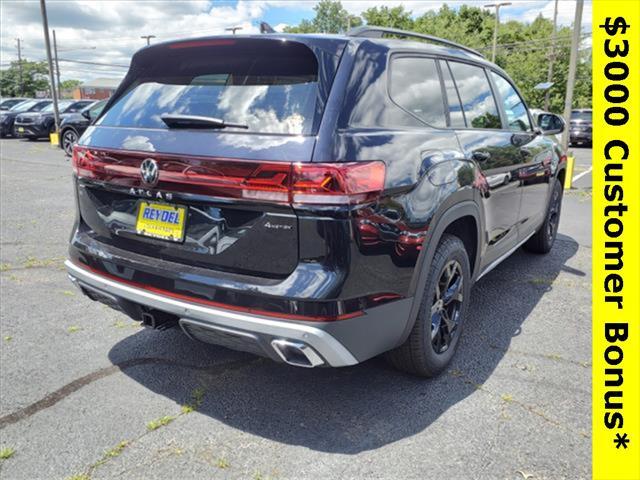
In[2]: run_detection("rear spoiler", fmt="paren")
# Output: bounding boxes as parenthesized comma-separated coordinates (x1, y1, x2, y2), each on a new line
(97, 36, 348, 123)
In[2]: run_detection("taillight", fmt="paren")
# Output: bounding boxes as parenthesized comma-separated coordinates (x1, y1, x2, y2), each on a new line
(73, 146, 385, 205)
(291, 162, 385, 205)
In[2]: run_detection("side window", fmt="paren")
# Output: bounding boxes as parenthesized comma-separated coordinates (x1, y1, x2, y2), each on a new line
(448, 61, 501, 129)
(389, 56, 447, 128)
(490, 72, 531, 132)
(439, 61, 466, 128)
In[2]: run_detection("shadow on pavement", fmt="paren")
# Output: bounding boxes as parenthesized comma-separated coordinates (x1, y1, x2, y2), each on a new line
(109, 235, 580, 454)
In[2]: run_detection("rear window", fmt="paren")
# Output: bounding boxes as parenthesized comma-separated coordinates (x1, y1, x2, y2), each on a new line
(98, 41, 321, 135)
(571, 110, 592, 121)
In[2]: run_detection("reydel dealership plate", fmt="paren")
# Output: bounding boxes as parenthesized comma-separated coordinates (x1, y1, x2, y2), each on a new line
(135, 201, 187, 242)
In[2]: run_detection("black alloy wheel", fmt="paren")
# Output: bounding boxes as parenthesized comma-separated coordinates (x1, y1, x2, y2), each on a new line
(431, 260, 464, 354)
(62, 129, 78, 156)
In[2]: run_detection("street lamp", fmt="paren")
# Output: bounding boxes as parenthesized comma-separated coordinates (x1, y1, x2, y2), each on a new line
(140, 35, 156, 46)
(484, 2, 511, 63)
(225, 26, 243, 35)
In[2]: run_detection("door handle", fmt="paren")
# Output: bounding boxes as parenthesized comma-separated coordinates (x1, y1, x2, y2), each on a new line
(472, 150, 491, 162)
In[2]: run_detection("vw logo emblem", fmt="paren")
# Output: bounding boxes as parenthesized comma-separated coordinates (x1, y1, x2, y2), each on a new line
(140, 158, 159, 186)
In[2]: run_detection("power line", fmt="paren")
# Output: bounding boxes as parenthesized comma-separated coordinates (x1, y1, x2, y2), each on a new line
(478, 32, 591, 50)
(57, 58, 129, 68)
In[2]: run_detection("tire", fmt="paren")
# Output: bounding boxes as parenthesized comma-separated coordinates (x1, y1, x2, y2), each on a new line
(524, 178, 563, 254)
(386, 234, 471, 377)
(62, 129, 78, 156)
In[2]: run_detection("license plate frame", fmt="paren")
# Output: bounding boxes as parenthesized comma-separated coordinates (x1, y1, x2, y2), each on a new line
(135, 201, 187, 243)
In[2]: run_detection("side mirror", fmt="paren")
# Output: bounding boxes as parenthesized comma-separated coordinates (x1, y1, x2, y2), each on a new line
(537, 113, 565, 135)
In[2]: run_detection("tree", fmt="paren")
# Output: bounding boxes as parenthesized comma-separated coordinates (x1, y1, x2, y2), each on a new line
(362, 6, 414, 31)
(284, 0, 361, 34)
(0, 60, 50, 97)
(60, 79, 82, 91)
(283, 4, 592, 111)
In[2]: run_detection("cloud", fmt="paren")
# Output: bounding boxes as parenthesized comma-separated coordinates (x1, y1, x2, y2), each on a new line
(0, 0, 272, 81)
(0, 0, 592, 84)
(502, 1, 592, 28)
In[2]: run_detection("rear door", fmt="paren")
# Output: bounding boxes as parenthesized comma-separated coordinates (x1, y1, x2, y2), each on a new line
(488, 70, 553, 236)
(444, 60, 522, 268)
(75, 38, 344, 278)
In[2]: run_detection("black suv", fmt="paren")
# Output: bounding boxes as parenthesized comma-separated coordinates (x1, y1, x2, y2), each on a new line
(66, 27, 566, 376)
(0, 99, 51, 138)
(569, 108, 592, 147)
(59, 100, 106, 156)
(14, 99, 94, 140)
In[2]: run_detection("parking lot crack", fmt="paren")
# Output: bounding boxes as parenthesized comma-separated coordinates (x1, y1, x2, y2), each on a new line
(0, 357, 255, 430)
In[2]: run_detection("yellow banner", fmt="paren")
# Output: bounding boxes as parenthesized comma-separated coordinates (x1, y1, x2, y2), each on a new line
(592, 1, 640, 479)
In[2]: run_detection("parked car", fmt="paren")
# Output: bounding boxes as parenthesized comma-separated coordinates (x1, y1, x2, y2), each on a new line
(531, 108, 565, 144)
(0, 99, 51, 138)
(569, 108, 592, 147)
(59, 100, 106, 156)
(13, 99, 95, 140)
(66, 27, 566, 377)
(0, 97, 28, 111)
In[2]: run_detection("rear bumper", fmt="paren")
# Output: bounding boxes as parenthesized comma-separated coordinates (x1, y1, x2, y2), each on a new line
(66, 259, 413, 367)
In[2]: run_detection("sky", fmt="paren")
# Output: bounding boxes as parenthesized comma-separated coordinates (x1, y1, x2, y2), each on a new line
(0, 0, 592, 83)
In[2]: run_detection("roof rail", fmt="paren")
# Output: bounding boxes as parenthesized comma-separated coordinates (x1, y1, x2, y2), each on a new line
(347, 26, 485, 59)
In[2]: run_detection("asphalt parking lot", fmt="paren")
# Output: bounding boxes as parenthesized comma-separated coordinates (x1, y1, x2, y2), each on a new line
(0, 138, 592, 480)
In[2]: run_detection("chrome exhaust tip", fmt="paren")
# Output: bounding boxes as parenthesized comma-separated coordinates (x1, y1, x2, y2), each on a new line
(271, 339, 324, 368)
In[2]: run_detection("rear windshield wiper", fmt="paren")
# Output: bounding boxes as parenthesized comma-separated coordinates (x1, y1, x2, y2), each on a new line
(160, 114, 248, 130)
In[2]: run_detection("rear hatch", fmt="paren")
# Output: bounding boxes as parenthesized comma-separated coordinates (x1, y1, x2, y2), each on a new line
(74, 36, 346, 278)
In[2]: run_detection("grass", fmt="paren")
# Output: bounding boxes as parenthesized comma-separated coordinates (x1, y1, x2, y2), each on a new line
(146, 415, 176, 431)
(67, 325, 81, 333)
(501, 394, 514, 403)
(544, 353, 564, 361)
(181, 387, 205, 414)
(216, 457, 230, 469)
(3, 336, 12, 342)
(104, 441, 128, 459)
(0, 263, 11, 272)
(23, 256, 63, 269)
(0, 447, 15, 460)
(61, 290, 76, 297)
(90, 441, 129, 470)
(66, 475, 90, 480)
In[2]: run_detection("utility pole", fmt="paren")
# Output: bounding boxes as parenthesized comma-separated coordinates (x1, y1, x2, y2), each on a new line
(140, 35, 155, 46)
(53, 29, 61, 99)
(544, 0, 559, 111)
(225, 26, 242, 35)
(15, 38, 23, 96)
(561, 0, 584, 152)
(484, 2, 512, 63)
(39, 0, 60, 133)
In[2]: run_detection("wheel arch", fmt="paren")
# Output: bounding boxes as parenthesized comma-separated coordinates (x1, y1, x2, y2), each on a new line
(395, 200, 483, 348)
